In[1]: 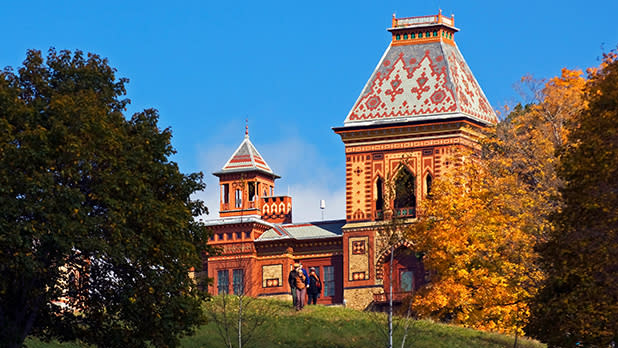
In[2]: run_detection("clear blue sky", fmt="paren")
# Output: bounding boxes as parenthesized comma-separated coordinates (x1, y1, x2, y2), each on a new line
(2, 1, 617, 222)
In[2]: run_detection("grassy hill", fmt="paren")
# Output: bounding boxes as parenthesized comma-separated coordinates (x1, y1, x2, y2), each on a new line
(27, 298, 545, 348)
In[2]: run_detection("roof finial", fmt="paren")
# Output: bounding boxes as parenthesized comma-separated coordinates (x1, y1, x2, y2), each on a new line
(245, 118, 249, 138)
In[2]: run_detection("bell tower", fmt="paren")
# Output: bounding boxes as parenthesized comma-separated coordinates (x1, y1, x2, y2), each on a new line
(213, 126, 292, 224)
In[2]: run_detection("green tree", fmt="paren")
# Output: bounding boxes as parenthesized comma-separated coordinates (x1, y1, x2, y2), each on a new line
(526, 51, 618, 347)
(0, 49, 214, 348)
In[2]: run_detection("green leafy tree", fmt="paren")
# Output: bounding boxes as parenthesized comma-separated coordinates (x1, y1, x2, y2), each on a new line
(0, 49, 214, 348)
(527, 51, 618, 347)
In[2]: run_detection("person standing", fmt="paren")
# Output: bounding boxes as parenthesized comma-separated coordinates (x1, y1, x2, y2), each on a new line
(288, 263, 299, 308)
(294, 264, 307, 310)
(307, 267, 322, 305)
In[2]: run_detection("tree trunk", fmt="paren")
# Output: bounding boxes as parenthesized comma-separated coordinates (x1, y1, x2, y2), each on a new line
(238, 296, 242, 348)
(389, 245, 394, 348)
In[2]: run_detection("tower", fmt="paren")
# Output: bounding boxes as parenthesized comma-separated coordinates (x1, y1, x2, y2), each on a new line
(206, 129, 294, 297)
(333, 12, 497, 309)
(213, 128, 292, 224)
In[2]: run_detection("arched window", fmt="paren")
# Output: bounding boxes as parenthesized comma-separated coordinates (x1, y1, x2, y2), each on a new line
(375, 177, 384, 211)
(235, 189, 242, 208)
(394, 167, 416, 209)
(425, 174, 433, 196)
(248, 182, 256, 202)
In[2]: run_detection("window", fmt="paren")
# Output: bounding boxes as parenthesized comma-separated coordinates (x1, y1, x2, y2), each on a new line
(217, 270, 229, 294)
(376, 177, 384, 211)
(396, 34, 400, 40)
(433, 30, 438, 37)
(411, 33, 416, 39)
(323, 266, 335, 297)
(394, 167, 416, 210)
(403, 34, 408, 39)
(235, 189, 242, 208)
(400, 269, 414, 292)
(426, 174, 433, 196)
(222, 184, 229, 203)
(233, 269, 244, 295)
(248, 182, 255, 202)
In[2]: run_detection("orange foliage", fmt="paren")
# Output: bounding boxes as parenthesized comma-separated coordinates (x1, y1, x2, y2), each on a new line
(408, 68, 587, 333)
(409, 152, 540, 333)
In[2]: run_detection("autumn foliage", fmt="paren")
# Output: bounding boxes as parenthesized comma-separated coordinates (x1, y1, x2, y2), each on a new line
(408, 68, 588, 334)
(526, 51, 618, 347)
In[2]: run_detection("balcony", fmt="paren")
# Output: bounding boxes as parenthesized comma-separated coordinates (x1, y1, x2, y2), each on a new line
(374, 207, 416, 221)
(394, 207, 416, 218)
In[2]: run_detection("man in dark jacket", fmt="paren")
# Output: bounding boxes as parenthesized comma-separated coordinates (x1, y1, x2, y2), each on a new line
(307, 267, 322, 305)
(288, 263, 299, 307)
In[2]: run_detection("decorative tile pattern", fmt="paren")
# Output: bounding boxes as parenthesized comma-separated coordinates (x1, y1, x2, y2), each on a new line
(352, 240, 366, 255)
(348, 50, 456, 122)
(445, 47, 496, 124)
(262, 264, 282, 288)
(217, 135, 277, 176)
(352, 272, 367, 280)
(349, 236, 370, 281)
(344, 42, 497, 126)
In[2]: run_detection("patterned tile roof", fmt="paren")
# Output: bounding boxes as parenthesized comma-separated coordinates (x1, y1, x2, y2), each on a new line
(255, 220, 345, 241)
(343, 40, 497, 127)
(213, 134, 279, 178)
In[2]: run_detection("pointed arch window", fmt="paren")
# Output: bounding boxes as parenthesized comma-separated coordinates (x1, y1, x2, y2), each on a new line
(425, 174, 433, 197)
(248, 182, 256, 202)
(375, 176, 384, 211)
(394, 167, 416, 210)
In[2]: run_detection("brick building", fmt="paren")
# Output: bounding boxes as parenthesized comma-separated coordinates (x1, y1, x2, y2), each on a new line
(204, 12, 497, 309)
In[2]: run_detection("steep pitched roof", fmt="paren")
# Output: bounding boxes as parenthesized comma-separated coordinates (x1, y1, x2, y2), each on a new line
(213, 134, 279, 178)
(342, 14, 497, 128)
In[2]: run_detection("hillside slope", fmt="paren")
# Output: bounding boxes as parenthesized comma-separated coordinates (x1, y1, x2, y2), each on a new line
(28, 298, 545, 348)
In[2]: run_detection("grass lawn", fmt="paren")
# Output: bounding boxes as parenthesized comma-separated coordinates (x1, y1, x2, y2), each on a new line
(27, 298, 545, 348)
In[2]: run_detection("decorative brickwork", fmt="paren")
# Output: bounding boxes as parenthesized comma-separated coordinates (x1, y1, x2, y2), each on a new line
(262, 264, 283, 288)
(348, 237, 370, 281)
(204, 12, 495, 309)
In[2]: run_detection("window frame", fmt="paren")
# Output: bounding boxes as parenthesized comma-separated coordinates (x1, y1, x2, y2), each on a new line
(217, 270, 229, 295)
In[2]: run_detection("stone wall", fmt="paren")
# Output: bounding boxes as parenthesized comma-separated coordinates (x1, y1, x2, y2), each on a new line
(259, 293, 293, 302)
(344, 286, 382, 310)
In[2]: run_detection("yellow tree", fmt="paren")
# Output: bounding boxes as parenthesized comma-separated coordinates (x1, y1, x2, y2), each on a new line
(408, 68, 586, 333)
(409, 150, 541, 333)
(527, 51, 618, 347)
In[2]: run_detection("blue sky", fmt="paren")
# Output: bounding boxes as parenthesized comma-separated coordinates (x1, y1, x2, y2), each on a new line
(2, 1, 617, 222)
